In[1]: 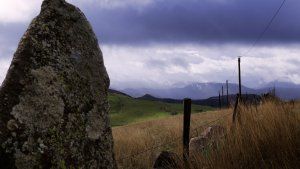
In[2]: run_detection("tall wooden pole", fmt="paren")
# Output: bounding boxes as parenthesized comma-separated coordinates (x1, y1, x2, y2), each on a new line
(238, 57, 242, 99)
(226, 80, 229, 107)
(183, 98, 191, 166)
(232, 94, 239, 123)
(219, 91, 222, 109)
(222, 85, 224, 108)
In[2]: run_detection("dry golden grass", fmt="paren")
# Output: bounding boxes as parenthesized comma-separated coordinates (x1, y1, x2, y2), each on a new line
(112, 101, 300, 169)
(112, 108, 232, 169)
(192, 101, 300, 169)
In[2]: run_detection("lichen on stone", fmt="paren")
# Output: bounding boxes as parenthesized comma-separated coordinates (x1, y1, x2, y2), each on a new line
(0, 0, 117, 168)
(11, 66, 64, 133)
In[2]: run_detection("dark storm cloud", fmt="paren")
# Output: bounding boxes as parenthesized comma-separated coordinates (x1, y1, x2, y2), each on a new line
(81, 0, 300, 44)
(0, 23, 27, 58)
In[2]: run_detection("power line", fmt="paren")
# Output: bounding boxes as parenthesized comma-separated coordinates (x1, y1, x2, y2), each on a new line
(244, 0, 287, 56)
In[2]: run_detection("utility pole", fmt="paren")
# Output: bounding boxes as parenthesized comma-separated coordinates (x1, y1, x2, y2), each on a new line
(219, 91, 222, 109)
(238, 57, 242, 99)
(222, 85, 224, 108)
(226, 80, 229, 108)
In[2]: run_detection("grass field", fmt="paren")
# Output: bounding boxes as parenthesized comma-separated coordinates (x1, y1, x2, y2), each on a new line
(112, 107, 232, 169)
(108, 93, 214, 126)
(112, 100, 300, 169)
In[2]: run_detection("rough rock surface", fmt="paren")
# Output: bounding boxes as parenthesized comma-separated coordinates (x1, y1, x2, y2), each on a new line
(189, 125, 226, 155)
(153, 151, 182, 169)
(0, 0, 117, 168)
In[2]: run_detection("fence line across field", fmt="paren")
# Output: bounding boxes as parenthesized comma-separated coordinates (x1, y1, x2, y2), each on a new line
(192, 112, 232, 136)
(118, 111, 232, 161)
(118, 62, 241, 165)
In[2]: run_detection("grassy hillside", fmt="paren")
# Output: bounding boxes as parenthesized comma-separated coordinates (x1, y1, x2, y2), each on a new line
(112, 101, 300, 169)
(113, 108, 232, 169)
(108, 93, 214, 126)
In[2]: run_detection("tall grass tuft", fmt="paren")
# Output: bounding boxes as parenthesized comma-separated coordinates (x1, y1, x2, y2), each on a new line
(112, 101, 300, 169)
(192, 101, 300, 169)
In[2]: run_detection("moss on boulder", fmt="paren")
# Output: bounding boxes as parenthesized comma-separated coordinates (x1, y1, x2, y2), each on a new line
(0, 0, 117, 168)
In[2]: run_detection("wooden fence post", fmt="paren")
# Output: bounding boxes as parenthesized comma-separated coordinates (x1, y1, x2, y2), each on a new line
(238, 57, 242, 99)
(232, 94, 239, 123)
(226, 80, 229, 108)
(183, 98, 191, 168)
(222, 85, 224, 107)
(219, 91, 222, 109)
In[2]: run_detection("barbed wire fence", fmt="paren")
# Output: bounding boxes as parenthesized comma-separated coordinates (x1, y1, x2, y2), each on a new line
(117, 111, 232, 165)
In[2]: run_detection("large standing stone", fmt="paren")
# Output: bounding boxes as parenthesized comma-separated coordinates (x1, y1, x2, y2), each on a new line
(0, 0, 117, 168)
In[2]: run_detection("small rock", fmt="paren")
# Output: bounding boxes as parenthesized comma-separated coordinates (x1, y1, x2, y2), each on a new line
(189, 136, 208, 154)
(189, 125, 226, 155)
(201, 125, 226, 139)
(153, 151, 182, 169)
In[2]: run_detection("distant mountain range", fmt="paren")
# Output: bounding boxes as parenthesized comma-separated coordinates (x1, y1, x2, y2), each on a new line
(108, 89, 132, 98)
(120, 81, 300, 100)
(259, 80, 300, 89)
(137, 93, 260, 108)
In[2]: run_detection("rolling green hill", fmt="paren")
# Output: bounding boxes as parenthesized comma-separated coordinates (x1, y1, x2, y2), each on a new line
(108, 93, 214, 126)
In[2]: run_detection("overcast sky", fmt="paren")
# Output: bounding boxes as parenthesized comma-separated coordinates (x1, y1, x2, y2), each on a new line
(0, 0, 299, 89)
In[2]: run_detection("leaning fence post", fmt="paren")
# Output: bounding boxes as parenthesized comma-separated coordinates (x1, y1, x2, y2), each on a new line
(183, 98, 191, 168)
(232, 94, 239, 123)
(219, 91, 222, 109)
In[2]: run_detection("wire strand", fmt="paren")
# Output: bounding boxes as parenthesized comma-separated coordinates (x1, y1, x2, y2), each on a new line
(244, 0, 287, 56)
